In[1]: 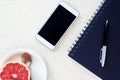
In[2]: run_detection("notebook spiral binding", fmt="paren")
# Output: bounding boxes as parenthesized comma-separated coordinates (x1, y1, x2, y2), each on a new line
(68, 0, 106, 54)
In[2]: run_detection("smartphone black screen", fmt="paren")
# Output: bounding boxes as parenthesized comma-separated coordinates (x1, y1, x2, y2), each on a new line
(38, 5, 76, 46)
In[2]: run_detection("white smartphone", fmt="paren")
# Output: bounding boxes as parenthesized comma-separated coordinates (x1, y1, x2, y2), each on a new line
(36, 2, 78, 49)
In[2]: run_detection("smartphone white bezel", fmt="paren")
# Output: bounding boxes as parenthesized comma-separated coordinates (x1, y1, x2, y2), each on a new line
(36, 1, 78, 49)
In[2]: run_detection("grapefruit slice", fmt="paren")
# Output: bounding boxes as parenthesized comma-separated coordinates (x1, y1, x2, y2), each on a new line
(0, 61, 30, 80)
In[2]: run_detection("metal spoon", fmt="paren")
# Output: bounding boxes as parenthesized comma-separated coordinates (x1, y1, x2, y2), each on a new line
(21, 52, 32, 80)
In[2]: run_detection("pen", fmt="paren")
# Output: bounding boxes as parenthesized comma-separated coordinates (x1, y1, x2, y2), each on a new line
(100, 20, 109, 67)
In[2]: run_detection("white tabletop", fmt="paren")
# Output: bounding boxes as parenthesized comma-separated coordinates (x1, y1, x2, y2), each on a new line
(0, 0, 102, 80)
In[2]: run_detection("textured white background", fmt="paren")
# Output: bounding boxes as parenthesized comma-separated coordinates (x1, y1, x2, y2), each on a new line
(0, 0, 103, 80)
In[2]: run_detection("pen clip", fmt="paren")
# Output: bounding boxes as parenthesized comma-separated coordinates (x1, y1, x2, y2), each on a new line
(100, 46, 107, 67)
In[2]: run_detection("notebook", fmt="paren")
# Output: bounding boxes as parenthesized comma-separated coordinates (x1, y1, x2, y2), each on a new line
(68, 0, 120, 79)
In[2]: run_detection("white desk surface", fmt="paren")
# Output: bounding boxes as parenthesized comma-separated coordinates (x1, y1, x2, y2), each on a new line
(0, 0, 102, 80)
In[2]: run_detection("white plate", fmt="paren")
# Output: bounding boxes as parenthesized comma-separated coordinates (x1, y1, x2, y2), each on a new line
(0, 49, 47, 80)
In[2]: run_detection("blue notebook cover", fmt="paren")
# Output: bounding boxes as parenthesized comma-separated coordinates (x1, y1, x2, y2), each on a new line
(69, 0, 120, 79)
